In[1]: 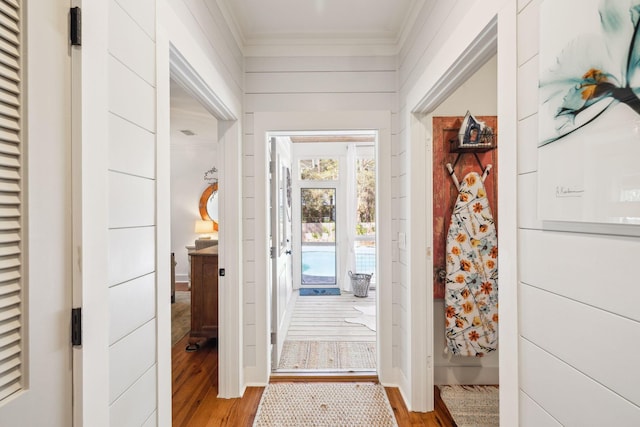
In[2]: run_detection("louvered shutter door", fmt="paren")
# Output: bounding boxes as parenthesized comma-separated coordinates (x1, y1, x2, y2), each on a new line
(0, 0, 22, 403)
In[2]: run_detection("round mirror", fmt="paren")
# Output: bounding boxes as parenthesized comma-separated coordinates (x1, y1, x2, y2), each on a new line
(199, 183, 219, 230)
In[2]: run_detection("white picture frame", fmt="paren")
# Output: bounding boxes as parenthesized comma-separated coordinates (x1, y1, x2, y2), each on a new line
(538, 0, 640, 228)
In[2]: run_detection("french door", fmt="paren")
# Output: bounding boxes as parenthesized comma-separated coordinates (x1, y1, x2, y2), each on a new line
(269, 137, 293, 369)
(292, 143, 348, 290)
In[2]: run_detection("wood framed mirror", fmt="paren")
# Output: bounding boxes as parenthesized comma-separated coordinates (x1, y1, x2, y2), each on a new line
(198, 182, 219, 231)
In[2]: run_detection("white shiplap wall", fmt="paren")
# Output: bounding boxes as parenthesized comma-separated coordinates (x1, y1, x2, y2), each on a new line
(517, 0, 640, 424)
(242, 55, 397, 374)
(107, 0, 158, 425)
(396, 0, 465, 405)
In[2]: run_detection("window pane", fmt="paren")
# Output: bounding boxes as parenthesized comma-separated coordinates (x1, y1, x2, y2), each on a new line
(299, 158, 339, 180)
(301, 188, 336, 285)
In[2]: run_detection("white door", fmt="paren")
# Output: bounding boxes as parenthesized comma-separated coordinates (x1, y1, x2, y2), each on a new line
(269, 137, 293, 370)
(0, 0, 73, 425)
(292, 143, 348, 290)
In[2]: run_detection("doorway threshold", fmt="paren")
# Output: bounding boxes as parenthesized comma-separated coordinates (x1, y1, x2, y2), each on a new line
(270, 371, 379, 383)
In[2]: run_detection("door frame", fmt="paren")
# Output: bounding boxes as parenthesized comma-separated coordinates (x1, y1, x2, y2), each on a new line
(250, 111, 393, 385)
(157, 0, 243, 405)
(404, 0, 518, 419)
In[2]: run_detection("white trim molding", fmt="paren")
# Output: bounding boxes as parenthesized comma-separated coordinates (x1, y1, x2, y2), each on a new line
(248, 111, 394, 386)
(169, 44, 236, 122)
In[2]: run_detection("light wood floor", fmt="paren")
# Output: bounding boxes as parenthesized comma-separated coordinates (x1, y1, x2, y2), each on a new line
(172, 286, 455, 425)
(171, 335, 455, 427)
(285, 289, 376, 342)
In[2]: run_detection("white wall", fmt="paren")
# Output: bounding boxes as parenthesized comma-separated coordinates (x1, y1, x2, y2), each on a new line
(170, 139, 218, 281)
(396, 0, 470, 410)
(431, 56, 499, 385)
(243, 55, 397, 383)
(106, 0, 158, 425)
(517, 0, 640, 424)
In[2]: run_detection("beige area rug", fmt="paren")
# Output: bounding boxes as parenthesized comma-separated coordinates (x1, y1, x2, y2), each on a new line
(253, 382, 398, 426)
(278, 340, 376, 370)
(439, 385, 499, 427)
(171, 291, 190, 346)
(344, 305, 376, 331)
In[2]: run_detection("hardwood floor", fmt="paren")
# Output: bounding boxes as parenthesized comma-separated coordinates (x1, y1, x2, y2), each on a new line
(171, 334, 455, 427)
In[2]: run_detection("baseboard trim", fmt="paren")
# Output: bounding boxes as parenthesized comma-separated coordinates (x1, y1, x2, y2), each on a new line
(269, 373, 379, 383)
(434, 366, 499, 385)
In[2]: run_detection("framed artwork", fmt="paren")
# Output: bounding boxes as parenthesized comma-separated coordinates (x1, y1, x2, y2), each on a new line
(538, 0, 640, 226)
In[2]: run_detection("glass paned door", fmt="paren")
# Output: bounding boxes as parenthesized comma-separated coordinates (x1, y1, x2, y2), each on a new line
(300, 188, 336, 285)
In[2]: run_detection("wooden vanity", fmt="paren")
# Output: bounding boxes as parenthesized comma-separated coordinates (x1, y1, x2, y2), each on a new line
(187, 245, 219, 351)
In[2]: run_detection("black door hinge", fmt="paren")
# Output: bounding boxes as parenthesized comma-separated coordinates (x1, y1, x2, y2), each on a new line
(70, 7, 82, 46)
(71, 307, 82, 346)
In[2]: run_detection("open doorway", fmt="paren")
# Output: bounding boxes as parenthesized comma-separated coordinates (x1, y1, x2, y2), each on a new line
(169, 78, 220, 351)
(269, 131, 379, 374)
(167, 77, 224, 425)
(428, 55, 500, 420)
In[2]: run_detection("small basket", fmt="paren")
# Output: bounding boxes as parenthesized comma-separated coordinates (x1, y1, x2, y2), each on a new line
(349, 271, 373, 298)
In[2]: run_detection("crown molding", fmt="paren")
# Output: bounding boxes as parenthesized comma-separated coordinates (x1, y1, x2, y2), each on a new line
(216, 0, 247, 54)
(395, 0, 427, 50)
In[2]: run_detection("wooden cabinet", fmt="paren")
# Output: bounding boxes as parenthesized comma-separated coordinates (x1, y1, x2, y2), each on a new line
(187, 246, 219, 350)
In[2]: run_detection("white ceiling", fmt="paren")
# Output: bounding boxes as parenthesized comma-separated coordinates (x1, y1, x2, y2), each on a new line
(217, 0, 424, 53)
(170, 80, 218, 145)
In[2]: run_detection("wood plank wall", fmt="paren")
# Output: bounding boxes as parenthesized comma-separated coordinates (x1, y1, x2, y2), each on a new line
(97, 0, 244, 423)
(516, 0, 640, 424)
(107, 0, 158, 425)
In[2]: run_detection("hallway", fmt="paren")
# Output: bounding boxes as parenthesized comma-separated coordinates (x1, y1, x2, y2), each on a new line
(171, 334, 455, 426)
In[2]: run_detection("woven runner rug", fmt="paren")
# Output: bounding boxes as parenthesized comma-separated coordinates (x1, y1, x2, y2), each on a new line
(439, 385, 499, 427)
(278, 340, 376, 370)
(252, 382, 398, 426)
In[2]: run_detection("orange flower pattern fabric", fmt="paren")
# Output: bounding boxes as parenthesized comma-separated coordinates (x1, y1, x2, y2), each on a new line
(445, 172, 498, 356)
